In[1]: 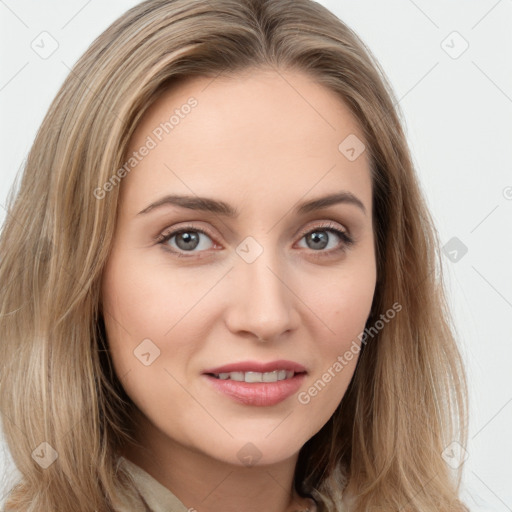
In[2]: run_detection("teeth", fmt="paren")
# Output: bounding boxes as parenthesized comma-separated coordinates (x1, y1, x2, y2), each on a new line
(215, 370, 295, 382)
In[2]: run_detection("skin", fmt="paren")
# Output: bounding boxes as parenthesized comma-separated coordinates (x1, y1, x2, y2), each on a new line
(101, 67, 376, 512)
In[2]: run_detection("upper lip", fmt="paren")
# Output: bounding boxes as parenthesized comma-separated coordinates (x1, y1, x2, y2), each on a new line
(203, 359, 307, 375)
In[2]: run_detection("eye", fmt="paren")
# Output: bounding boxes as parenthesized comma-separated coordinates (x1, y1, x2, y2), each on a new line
(156, 224, 216, 258)
(296, 222, 354, 258)
(156, 221, 354, 259)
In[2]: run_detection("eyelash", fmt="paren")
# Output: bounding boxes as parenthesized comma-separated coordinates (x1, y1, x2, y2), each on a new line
(155, 222, 354, 260)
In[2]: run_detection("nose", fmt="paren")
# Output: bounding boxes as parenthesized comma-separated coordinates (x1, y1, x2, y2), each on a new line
(223, 245, 300, 342)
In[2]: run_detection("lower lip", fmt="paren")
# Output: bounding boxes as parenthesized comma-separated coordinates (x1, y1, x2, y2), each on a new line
(203, 373, 306, 406)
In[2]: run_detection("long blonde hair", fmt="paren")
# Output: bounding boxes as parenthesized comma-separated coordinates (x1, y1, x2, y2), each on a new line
(0, 0, 469, 510)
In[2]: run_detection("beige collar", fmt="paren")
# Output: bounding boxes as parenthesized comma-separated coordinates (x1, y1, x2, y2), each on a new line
(118, 456, 190, 512)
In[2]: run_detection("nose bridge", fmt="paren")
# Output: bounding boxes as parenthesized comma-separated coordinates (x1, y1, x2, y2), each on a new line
(225, 235, 297, 340)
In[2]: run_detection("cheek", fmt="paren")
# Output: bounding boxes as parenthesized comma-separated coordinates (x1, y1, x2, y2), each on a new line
(296, 257, 375, 413)
(101, 248, 197, 344)
(100, 248, 217, 391)
(100, 252, 200, 422)
(100, 252, 168, 377)
(309, 253, 376, 345)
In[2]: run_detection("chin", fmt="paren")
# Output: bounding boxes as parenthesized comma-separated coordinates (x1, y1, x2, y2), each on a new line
(200, 436, 304, 468)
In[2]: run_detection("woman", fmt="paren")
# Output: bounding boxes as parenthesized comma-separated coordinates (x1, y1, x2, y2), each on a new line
(0, 0, 469, 510)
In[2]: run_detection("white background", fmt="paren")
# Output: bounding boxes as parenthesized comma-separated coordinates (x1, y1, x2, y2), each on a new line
(1, 1, 511, 510)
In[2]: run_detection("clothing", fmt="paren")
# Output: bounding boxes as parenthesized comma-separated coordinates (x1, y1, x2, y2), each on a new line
(116, 455, 318, 512)
(117, 456, 190, 512)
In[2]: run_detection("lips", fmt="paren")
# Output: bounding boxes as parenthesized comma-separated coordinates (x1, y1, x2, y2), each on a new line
(202, 360, 308, 406)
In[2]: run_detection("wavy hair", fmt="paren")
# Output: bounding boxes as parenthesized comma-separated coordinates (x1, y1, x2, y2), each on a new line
(0, 0, 469, 510)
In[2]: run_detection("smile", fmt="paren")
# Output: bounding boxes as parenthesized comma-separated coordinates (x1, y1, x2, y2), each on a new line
(209, 370, 296, 382)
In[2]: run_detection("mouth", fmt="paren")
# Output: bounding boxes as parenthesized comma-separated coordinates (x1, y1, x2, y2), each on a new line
(206, 370, 304, 382)
(201, 361, 308, 406)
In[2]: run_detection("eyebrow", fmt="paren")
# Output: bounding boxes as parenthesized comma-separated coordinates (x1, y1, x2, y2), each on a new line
(137, 191, 367, 217)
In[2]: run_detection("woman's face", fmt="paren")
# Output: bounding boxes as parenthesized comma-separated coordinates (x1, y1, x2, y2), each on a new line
(101, 67, 376, 467)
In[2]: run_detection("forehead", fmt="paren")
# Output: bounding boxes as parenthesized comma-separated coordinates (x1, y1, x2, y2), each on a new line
(119, 67, 372, 216)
